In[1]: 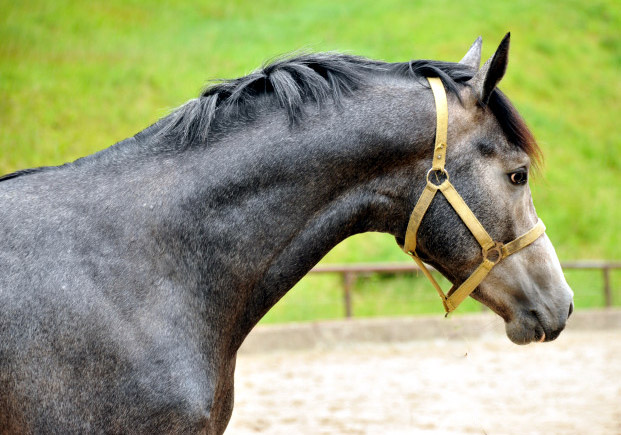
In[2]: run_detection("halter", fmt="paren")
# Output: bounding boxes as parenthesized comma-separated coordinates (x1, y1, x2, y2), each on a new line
(403, 77, 546, 314)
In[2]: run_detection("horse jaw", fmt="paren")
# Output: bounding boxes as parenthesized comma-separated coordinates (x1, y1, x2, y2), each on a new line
(473, 234, 574, 345)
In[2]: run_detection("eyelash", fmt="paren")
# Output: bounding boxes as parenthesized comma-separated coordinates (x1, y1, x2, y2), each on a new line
(508, 170, 528, 185)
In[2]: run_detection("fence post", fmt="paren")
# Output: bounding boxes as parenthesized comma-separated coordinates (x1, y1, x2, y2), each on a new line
(603, 266, 612, 307)
(343, 271, 356, 318)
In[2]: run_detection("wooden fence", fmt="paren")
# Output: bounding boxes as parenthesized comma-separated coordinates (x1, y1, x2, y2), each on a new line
(309, 260, 621, 318)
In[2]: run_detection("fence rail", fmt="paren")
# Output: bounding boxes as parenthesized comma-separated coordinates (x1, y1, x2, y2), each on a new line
(309, 260, 621, 318)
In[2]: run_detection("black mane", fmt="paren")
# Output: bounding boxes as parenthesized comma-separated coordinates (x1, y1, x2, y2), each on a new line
(158, 52, 473, 145)
(159, 51, 539, 163)
(1, 52, 540, 181)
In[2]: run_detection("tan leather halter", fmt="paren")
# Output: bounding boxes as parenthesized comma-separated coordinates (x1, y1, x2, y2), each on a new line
(403, 77, 546, 314)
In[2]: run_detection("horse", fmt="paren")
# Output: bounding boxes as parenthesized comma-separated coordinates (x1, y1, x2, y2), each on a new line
(0, 34, 573, 434)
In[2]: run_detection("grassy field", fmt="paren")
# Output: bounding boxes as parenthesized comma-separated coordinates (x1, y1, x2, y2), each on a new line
(1, 0, 619, 322)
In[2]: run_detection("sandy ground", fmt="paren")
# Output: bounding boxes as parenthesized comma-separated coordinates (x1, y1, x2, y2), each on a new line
(227, 329, 621, 434)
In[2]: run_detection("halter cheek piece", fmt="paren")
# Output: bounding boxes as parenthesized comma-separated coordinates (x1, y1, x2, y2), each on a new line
(403, 77, 546, 314)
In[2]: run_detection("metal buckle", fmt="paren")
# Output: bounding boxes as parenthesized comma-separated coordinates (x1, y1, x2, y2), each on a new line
(482, 241, 504, 264)
(426, 168, 449, 186)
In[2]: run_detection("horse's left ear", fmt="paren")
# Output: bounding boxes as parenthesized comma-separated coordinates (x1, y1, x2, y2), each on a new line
(467, 32, 510, 105)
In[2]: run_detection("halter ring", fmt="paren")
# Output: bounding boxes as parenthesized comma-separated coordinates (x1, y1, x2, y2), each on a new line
(482, 241, 504, 264)
(426, 168, 449, 186)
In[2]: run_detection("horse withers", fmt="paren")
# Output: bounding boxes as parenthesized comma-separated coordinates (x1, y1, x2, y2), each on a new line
(0, 34, 573, 433)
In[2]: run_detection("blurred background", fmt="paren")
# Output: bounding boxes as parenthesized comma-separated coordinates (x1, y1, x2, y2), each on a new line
(1, 0, 619, 322)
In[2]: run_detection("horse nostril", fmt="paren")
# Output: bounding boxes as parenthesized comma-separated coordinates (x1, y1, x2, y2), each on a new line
(568, 302, 574, 319)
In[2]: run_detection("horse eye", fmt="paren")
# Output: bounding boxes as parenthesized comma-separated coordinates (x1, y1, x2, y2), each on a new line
(509, 170, 528, 185)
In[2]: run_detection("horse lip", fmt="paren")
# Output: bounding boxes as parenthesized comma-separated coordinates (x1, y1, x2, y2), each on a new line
(543, 324, 565, 342)
(532, 319, 546, 343)
(532, 310, 566, 343)
(504, 310, 554, 344)
(532, 310, 549, 343)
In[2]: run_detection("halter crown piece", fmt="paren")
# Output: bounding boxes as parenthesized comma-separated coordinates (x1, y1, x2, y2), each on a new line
(402, 77, 546, 314)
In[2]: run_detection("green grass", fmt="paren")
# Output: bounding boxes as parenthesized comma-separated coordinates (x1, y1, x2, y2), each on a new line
(1, 0, 619, 323)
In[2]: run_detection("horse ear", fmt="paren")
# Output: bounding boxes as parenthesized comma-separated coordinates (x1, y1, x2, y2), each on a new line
(459, 36, 482, 70)
(467, 32, 510, 105)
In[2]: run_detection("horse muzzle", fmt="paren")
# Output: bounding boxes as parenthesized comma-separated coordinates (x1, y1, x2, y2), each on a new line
(505, 300, 573, 345)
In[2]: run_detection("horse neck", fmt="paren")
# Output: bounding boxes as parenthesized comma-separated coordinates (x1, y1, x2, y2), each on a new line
(145, 81, 436, 350)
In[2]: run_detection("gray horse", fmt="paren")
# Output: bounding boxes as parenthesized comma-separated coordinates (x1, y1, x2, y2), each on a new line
(0, 34, 573, 434)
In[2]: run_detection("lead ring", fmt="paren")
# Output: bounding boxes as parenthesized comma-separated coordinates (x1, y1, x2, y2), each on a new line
(482, 241, 504, 264)
(426, 168, 450, 186)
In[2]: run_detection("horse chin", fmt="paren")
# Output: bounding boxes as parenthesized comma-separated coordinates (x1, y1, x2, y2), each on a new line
(505, 319, 546, 345)
(504, 311, 564, 345)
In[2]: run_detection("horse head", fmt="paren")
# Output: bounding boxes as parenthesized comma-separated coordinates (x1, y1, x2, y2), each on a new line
(404, 34, 574, 344)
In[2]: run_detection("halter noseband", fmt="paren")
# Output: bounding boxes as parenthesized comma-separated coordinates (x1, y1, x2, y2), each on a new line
(403, 77, 546, 314)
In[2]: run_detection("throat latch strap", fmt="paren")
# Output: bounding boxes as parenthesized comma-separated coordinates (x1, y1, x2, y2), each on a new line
(403, 77, 546, 314)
